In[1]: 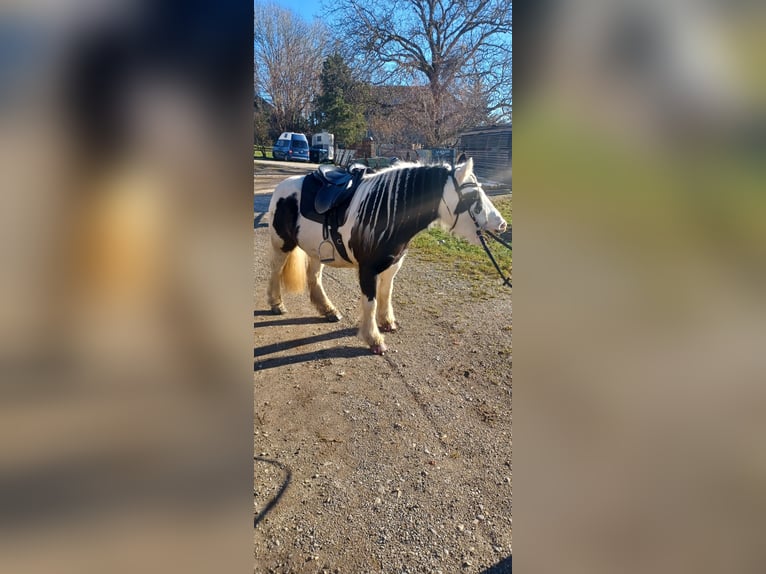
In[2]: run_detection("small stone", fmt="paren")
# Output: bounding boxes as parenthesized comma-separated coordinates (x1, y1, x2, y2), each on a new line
(477, 514, 485, 521)
(337, 371, 346, 377)
(457, 524, 465, 532)
(374, 497, 382, 505)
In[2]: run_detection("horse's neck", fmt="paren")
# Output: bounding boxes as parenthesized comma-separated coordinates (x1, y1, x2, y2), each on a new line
(379, 166, 445, 233)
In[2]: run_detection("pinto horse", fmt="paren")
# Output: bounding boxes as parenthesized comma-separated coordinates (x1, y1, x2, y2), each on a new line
(266, 158, 507, 354)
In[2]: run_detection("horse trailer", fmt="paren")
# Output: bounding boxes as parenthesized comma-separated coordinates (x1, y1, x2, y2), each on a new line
(310, 132, 334, 163)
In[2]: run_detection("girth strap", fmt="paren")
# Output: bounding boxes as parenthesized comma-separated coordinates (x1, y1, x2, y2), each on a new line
(322, 209, 351, 263)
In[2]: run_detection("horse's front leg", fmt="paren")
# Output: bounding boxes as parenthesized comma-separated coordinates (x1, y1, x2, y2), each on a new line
(376, 257, 404, 332)
(358, 265, 386, 355)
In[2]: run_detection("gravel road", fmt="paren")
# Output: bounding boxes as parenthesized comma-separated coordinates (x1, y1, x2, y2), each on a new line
(254, 161, 512, 573)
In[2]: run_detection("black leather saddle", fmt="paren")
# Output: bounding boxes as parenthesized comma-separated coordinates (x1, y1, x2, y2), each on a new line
(314, 164, 366, 214)
(300, 164, 369, 263)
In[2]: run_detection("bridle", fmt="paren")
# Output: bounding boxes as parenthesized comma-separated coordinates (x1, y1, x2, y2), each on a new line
(445, 175, 482, 232)
(444, 174, 513, 289)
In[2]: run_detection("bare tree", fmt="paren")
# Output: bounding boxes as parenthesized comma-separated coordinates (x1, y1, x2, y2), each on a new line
(254, 2, 328, 134)
(327, 0, 512, 145)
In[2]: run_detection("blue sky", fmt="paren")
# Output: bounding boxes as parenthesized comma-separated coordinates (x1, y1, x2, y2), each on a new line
(266, 0, 324, 21)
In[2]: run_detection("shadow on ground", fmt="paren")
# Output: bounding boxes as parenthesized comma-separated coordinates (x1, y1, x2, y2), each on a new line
(481, 555, 512, 573)
(254, 324, 368, 370)
(253, 457, 292, 528)
(253, 314, 328, 328)
(254, 345, 370, 371)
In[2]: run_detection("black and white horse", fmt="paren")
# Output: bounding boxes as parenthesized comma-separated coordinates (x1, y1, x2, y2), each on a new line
(267, 158, 507, 354)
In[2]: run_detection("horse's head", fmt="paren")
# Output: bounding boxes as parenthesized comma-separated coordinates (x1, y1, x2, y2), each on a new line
(442, 158, 507, 245)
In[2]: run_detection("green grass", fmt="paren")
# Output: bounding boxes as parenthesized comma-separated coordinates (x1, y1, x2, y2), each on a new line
(409, 196, 512, 293)
(254, 145, 273, 159)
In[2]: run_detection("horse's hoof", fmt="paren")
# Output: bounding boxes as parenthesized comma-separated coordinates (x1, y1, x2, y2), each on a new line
(379, 321, 398, 333)
(270, 304, 286, 315)
(370, 343, 387, 355)
(325, 311, 342, 323)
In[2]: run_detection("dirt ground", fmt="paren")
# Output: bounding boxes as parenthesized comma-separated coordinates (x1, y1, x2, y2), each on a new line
(254, 161, 512, 573)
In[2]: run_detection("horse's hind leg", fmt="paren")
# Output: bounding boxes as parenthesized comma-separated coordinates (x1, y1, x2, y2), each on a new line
(376, 257, 404, 332)
(307, 257, 342, 322)
(267, 248, 288, 314)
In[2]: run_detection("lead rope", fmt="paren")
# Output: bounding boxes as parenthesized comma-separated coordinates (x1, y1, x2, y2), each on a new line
(468, 211, 512, 289)
(448, 173, 512, 288)
(476, 229, 512, 289)
(484, 229, 513, 251)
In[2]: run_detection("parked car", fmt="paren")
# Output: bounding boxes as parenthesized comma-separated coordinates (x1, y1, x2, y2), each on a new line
(272, 132, 310, 162)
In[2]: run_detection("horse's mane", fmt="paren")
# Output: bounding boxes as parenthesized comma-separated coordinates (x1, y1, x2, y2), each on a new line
(351, 162, 453, 257)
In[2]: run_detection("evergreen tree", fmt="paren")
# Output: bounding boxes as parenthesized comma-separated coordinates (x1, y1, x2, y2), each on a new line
(314, 53, 368, 146)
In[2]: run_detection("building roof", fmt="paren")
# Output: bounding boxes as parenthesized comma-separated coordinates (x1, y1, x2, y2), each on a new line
(457, 124, 512, 137)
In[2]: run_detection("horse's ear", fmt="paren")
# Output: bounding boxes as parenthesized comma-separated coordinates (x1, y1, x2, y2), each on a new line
(454, 157, 474, 185)
(455, 152, 467, 165)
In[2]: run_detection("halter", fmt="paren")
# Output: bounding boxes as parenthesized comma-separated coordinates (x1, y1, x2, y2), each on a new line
(445, 175, 482, 232)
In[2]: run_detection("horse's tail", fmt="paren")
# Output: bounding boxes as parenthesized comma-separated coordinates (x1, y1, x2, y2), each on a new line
(281, 246, 307, 293)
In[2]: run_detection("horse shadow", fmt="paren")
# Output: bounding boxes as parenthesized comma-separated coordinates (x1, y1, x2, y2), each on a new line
(253, 312, 328, 328)
(255, 345, 369, 370)
(254, 324, 367, 370)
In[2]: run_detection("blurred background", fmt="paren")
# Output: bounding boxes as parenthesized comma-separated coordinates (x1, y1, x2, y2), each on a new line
(514, 0, 766, 573)
(0, 1, 252, 572)
(4, 0, 766, 571)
